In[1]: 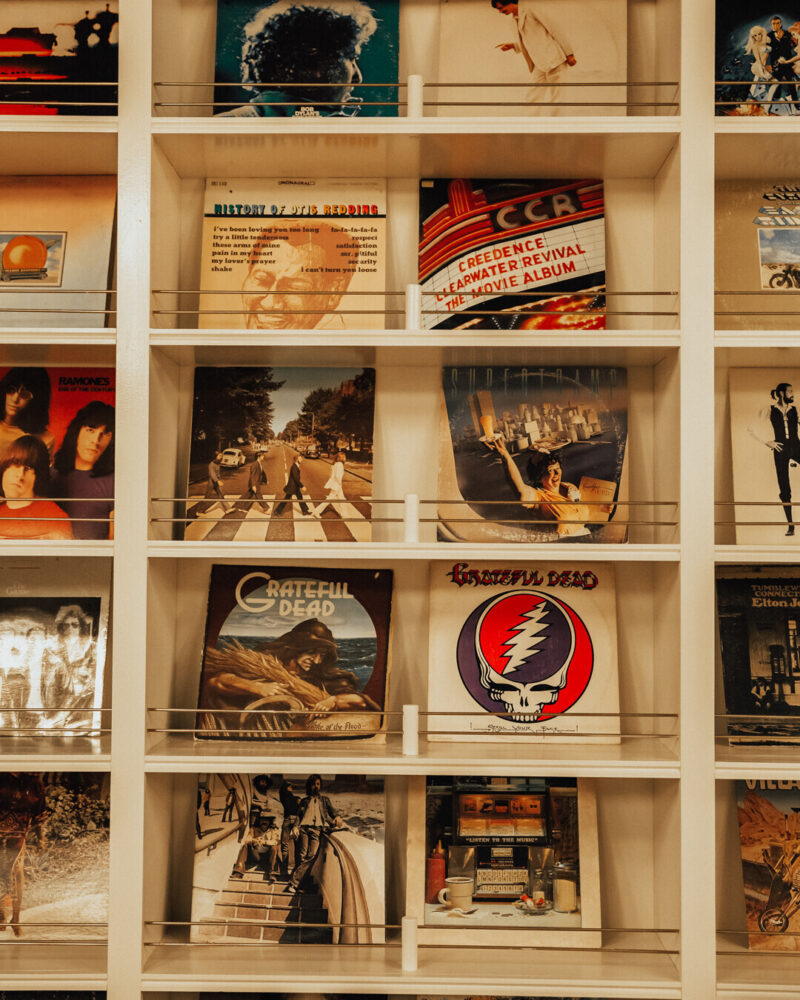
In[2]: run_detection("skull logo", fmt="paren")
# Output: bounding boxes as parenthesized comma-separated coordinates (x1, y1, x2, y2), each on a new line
(457, 590, 593, 724)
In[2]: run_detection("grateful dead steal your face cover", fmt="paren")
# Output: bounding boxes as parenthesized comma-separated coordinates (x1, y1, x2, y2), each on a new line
(427, 561, 619, 741)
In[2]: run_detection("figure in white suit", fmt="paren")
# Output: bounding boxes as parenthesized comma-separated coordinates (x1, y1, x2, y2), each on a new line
(491, 1, 576, 111)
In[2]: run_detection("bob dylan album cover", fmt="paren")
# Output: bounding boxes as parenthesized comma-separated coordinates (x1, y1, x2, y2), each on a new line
(213, 0, 399, 117)
(196, 564, 392, 739)
(439, 366, 628, 543)
(192, 772, 384, 943)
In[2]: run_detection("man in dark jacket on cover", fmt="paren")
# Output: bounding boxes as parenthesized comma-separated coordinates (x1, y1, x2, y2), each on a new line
(240, 452, 269, 512)
(287, 774, 343, 892)
(274, 453, 310, 516)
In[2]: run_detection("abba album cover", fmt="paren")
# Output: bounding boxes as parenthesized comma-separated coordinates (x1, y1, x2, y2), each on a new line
(716, 4, 800, 116)
(0, 366, 115, 541)
(196, 564, 392, 740)
(0, 175, 116, 329)
(419, 179, 606, 330)
(438, 366, 628, 543)
(0, 771, 109, 939)
(736, 778, 800, 948)
(716, 181, 800, 331)
(199, 178, 387, 330)
(436, 0, 627, 117)
(191, 772, 385, 943)
(729, 368, 800, 545)
(213, 0, 399, 117)
(427, 561, 619, 741)
(0, 560, 109, 737)
(184, 366, 374, 543)
(0, 3, 118, 115)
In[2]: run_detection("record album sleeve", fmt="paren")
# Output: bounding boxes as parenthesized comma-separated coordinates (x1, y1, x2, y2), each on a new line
(427, 560, 619, 742)
(0, 176, 116, 329)
(195, 564, 392, 740)
(438, 365, 628, 543)
(716, 4, 800, 116)
(716, 180, 800, 331)
(0, 3, 118, 115)
(212, 0, 399, 117)
(436, 0, 627, 118)
(0, 559, 109, 737)
(717, 567, 800, 744)
(736, 778, 800, 948)
(419, 178, 606, 331)
(199, 178, 387, 330)
(191, 772, 385, 943)
(183, 365, 375, 543)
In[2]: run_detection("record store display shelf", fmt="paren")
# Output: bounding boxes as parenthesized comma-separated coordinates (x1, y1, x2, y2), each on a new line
(1, 1, 789, 999)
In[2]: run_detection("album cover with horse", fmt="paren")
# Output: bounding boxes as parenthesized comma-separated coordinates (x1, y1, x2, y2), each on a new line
(427, 560, 619, 741)
(195, 564, 392, 740)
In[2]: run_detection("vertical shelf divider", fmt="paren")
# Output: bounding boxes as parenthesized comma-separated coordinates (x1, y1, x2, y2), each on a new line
(679, 0, 716, 996)
(108, 1, 153, 997)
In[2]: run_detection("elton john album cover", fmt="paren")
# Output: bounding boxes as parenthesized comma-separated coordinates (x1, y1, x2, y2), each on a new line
(436, 0, 627, 117)
(212, 0, 399, 117)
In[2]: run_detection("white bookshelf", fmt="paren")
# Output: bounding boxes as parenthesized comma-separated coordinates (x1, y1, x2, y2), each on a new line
(2, 0, 793, 998)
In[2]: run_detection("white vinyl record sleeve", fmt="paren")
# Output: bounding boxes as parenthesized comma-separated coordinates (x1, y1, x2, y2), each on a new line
(427, 560, 619, 741)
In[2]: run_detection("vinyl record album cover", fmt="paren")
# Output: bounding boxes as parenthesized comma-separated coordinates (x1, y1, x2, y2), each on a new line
(728, 368, 800, 544)
(717, 567, 800, 744)
(716, 181, 800, 331)
(196, 564, 392, 739)
(0, 2, 118, 115)
(716, 4, 800, 116)
(0, 366, 115, 540)
(427, 561, 619, 741)
(419, 179, 606, 330)
(184, 366, 374, 542)
(736, 778, 800, 948)
(199, 178, 386, 330)
(0, 771, 109, 939)
(0, 560, 109, 737)
(0, 175, 116, 329)
(407, 775, 600, 946)
(213, 0, 399, 117)
(438, 366, 628, 542)
(191, 772, 385, 943)
(436, 0, 627, 117)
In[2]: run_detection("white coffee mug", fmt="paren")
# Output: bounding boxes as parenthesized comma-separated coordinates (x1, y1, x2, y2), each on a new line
(438, 875, 474, 909)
